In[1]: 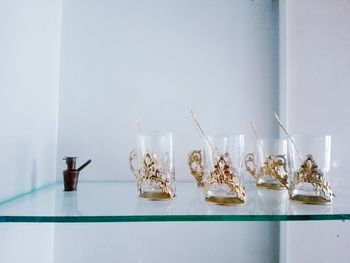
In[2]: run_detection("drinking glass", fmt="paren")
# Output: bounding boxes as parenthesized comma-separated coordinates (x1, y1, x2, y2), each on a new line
(245, 139, 288, 189)
(188, 134, 246, 205)
(288, 135, 332, 204)
(129, 132, 175, 200)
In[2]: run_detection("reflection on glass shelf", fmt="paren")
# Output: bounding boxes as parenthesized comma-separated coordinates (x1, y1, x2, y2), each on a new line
(0, 182, 349, 222)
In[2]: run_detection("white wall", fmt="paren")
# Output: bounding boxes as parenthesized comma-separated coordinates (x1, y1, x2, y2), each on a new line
(281, 0, 350, 262)
(0, 224, 55, 263)
(0, 0, 61, 201)
(56, 0, 280, 182)
(0, 1, 62, 262)
(54, 1, 280, 263)
(54, 222, 279, 263)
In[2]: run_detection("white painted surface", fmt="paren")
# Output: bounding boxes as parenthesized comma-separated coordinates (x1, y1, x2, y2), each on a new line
(0, 0, 62, 200)
(54, 222, 279, 263)
(0, 224, 55, 263)
(57, 0, 280, 182)
(0, 0, 62, 262)
(287, 221, 350, 263)
(54, 1, 280, 263)
(282, 0, 350, 262)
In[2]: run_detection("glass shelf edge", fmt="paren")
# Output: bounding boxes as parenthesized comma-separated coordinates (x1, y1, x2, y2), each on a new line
(1, 214, 349, 223)
(1, 182, 349, 223)
(0, 182, 57, 206)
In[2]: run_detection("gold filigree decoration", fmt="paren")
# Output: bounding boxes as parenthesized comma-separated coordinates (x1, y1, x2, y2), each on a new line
(258, 155, 289, 188)
(245, 153, 258, 180)
(188, 150, 205, 187)
(206, 154, 246, 202)
(129, 150, 140, 178)
(245, 154, 289, 189)
(290, 155, 332, 201)
(129, 150, 175, 198)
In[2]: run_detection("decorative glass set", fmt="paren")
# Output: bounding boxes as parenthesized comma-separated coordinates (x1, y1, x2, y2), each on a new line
(129, 119, 333, 206)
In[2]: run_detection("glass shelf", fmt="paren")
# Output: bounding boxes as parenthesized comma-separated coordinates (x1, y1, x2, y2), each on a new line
(0, 182, 349, 223)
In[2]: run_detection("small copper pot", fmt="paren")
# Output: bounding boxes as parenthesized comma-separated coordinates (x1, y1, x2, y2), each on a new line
(63, 170, 80, 191)
(63, 157, 91, 192)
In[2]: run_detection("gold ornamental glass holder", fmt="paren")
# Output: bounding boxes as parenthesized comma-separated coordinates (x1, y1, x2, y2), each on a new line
(129, 132, 176, 200)
(288, 135, 333, 205)
(188, 134, 246, 206)
(245, 139, 289, 190)
(274, 114, 333, 204)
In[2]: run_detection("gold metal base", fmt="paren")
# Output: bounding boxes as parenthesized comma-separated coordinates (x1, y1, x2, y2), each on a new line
(290, 194, 331, 205)
(205, 196, 245, 206)
(257, 182, 286, 190)
(139, 191, 175, 201)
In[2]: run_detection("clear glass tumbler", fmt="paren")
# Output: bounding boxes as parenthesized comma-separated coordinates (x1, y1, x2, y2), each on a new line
(129, 132, 175, 200)
(288, 135, 332, 204)
(245, 139, 288, 190)
(188, 134, 246, 205)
